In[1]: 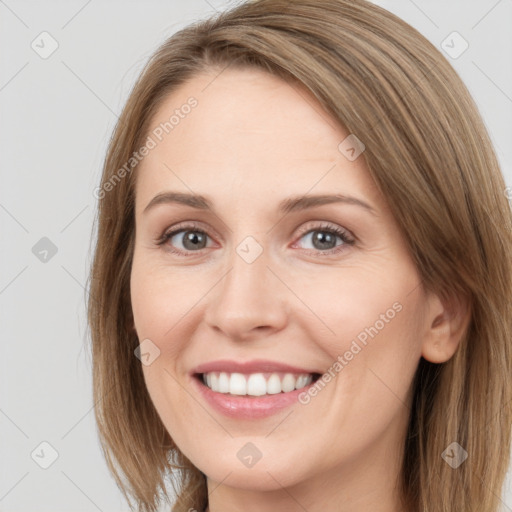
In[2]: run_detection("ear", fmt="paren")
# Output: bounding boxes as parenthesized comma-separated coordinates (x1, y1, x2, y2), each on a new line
(421, 288, 472, 363)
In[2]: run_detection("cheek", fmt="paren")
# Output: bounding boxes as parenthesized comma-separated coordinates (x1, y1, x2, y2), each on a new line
(131, 252, 424, 367)
(297, 265, 421, 354)
(132, 266, 194, 426)
(130, 257, 191, 348)
(297, 265, 424, 408)
(130, 251, 424, 482)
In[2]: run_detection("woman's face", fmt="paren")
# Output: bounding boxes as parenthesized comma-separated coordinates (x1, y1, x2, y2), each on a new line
(130, 67, 437, 499)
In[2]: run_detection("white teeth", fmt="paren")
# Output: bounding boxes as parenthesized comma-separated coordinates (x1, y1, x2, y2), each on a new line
(247, 373, 267, 396)
(201, 371, 314, 396)
(210, 372, 218, 391)
(296, 375, 309, 388)
(229, 373, 247, 395)
(218, 372, 230, 393)
(266, 374, 282, 394)
(281, 373, 296, 392)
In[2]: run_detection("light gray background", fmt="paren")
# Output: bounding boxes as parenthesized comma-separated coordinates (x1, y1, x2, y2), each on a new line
(1, 0, 511, 510)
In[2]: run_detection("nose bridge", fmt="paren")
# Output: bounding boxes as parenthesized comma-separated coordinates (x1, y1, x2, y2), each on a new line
(221, 234, 273, 310)
(204, 233, 287, 337)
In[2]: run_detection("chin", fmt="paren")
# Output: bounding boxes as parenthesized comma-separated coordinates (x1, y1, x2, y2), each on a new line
(207, 465, 300, 491)
(195, 450, 311, 492)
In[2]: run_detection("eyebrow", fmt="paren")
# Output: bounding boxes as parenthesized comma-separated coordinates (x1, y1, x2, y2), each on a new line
(142, 191, 377, 216)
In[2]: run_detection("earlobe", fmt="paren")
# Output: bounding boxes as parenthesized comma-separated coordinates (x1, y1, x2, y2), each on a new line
(421, 289, 472, 364)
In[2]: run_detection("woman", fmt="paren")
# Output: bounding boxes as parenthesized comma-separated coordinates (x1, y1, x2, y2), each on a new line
(87, 0, 512, 511)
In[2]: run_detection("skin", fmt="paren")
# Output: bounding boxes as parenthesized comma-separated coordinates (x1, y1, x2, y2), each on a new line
(130, 67, 469, 512)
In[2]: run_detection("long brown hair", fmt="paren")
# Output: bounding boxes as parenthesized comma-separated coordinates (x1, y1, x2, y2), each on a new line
(87, 1, 512, 510)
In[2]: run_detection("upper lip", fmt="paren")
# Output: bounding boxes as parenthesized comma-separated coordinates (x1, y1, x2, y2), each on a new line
(192, 359, 320, 375)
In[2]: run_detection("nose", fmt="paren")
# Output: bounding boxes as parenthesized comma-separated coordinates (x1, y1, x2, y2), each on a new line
(203, 239, 288, 342)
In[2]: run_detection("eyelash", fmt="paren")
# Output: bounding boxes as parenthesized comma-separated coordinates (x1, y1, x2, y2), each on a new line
(155, 221, 355, 257)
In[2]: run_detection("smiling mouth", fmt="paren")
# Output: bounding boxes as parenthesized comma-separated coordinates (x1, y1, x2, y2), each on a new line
(194, 371, 322, 397)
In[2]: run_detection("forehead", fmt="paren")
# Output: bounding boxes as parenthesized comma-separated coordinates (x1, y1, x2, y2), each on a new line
(148, 67, 344, 156)
(134, 67, 383, 215)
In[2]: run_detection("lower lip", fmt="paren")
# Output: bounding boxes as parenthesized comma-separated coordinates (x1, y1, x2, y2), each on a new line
(191, 374, 317, 419)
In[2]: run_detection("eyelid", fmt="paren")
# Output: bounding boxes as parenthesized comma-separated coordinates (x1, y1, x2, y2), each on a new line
(158, 220, 219, 243)
(159, 219, 353, 239)
(293, 220, 354, 240)
(156, 219, 355, 255)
